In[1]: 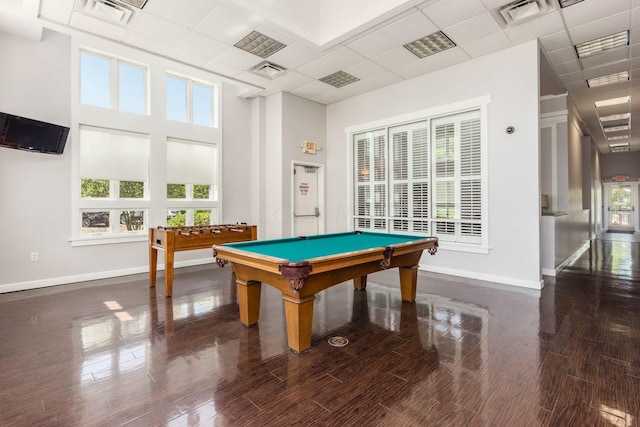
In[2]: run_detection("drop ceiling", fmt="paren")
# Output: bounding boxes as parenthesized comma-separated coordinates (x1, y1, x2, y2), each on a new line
(2, 0, 640, 153)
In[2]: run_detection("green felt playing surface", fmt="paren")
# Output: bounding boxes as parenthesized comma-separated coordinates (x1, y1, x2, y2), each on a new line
(223, 231, 430, 262)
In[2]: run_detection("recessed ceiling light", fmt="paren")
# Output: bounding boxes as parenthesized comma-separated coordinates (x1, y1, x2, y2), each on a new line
(319, 71, 360, 88)
(608, 142, 630, 148)
(575, 31, 629, 59)
(234, 31, 286, 58)
(404, 31, 456, 59)
(587, 71, 629, 88)
(595, 96, 629, 108)
(600, 113, 630, 122)
(559, 0, 585, 7)
(607, 135, 629, 140)
(603, 125, 630, 132)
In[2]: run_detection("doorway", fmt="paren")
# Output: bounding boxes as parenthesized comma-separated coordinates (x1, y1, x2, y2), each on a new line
(603, 181, 638, 232)
(292, 162, 324, 236)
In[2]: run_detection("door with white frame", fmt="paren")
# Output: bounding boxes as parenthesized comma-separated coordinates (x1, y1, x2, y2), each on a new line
(292, 163, 324, 236)
(604, 181, 638, 232)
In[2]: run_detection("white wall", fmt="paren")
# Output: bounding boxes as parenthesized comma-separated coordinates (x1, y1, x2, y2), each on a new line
(260, 92, 326, 238)
(326, 40, 543, 289)
(0, 30, 254, 292)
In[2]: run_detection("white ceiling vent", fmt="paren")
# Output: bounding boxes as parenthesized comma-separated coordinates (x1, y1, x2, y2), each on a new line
(492, 0, 557, 28)
(251, 61, 287, 79)
(74, 0, 135, 26)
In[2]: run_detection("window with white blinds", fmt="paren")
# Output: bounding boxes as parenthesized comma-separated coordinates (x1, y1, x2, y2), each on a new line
(352, 108, 484, 246)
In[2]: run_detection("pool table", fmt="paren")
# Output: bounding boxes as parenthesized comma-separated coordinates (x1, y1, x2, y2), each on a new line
(212, 231, 438, 352)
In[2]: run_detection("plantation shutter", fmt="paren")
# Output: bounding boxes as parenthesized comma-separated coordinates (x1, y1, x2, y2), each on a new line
(389, 121, 429, 233)
(460, 117, 482, 240)
(353, 129, 386, 231)
(431, 110, 482, 243)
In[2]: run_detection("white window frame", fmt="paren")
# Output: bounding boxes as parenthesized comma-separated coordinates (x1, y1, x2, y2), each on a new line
(70, 38, 222, 246)
(166, 72, 219, 128)
(346, 96, 490, 254)
(79, 48, 149, 115)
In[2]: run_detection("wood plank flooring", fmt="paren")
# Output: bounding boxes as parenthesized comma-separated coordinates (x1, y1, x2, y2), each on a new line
(0, 235, 639, 426)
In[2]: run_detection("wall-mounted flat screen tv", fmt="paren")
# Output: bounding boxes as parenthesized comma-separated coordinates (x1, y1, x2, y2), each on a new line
(0, 112, 70, 155)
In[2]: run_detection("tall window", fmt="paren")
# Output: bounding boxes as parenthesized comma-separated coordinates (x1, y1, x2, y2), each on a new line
(80, 50, 147, 114)
(353, 108, 484, 247)
(166, 74, 216, 127)
(166, 138, 219, 227)
(78, 126, 149, 235)
(73, 44, 222, 244)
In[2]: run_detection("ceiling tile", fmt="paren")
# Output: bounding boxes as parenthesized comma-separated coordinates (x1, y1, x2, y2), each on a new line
(214, 46, 263, 70)
(296, 46, 366, 79)
(131, 12, 189, 45)
(459, 30, 512, 58)
(39, 0, 72, 24)
(444, 12, 502, 45)
(555, 59, 582, 75)
(394, 46, 469, 79)
(421, 0, 488, 29)
(341, 71, 403, 96)
(539, 31, 573, 52)
(568, 11, 630, 45)
(562, 0, 629, 29)
(312, 88, 353, 105)
(176, 31, 228, 58)
(546, 47, 577, 64)
(272, 71, 316, 90)
(479, 0, 513, 9)
(194, 3, 260, 45)
(291, 80, 334, 99)
(371, 46, 418, 69)
(379, 11, 439, 45)
(343, 60, 387, 80)
(267, 42, 321, 70)
(203, 59, 243, 78)
(347, 30, 398, 59)
(143, 0, 216, 29)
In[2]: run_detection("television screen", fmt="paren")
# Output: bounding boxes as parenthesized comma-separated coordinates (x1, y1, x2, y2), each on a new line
(0, 112, 70, 155)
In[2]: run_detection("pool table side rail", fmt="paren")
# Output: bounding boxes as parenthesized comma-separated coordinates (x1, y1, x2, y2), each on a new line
(213, 236, 438, 277)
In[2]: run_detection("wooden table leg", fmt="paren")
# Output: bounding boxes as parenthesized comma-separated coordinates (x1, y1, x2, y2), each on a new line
(149, 248, 158, 288)
(237, 279, 262, 326)
(399, 265, 418, 302)
(282, 295, 315, 352)
(164, 231, 175, 297)
(353, 275, 367, 290)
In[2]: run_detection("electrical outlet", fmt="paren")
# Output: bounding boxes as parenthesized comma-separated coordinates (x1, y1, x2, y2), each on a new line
(30, 252, 38, 262)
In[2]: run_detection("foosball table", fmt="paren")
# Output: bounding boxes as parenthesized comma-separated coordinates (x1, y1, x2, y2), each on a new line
(149, 224, 257, 297)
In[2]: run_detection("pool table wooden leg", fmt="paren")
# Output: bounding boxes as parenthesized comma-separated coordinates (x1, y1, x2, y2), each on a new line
(353, 275, 367, 290)
(237, 279, 262, 326)
(399, 265, 418, 302)
(282, 295, 315, 352)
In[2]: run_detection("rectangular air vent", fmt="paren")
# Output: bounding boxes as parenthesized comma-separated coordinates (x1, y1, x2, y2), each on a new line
(492, 0, 557, 27)
(319, 71, 360, 88)
(75, 0, 134, 26)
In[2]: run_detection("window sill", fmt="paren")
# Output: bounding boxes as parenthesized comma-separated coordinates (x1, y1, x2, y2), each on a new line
(438, 242, 490, 254)
(69, 233, 147, 247)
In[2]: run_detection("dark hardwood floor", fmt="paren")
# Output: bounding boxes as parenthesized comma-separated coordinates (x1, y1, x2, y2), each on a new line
(1, 234, 639, 426)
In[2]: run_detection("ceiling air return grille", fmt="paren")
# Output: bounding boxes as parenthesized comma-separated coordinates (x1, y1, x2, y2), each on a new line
(492, 0, 557, 28)
(251, 61, 287, 79)
(235, 31, 286, 58)
(75, 0, 135, 26)
(319, 71, 360, 88)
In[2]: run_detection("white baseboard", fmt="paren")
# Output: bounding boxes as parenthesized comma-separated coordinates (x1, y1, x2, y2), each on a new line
(0, 258, 215, 294)
(420, 264, 544, 290)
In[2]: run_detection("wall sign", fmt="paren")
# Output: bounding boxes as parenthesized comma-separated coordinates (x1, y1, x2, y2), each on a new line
(301, 140, 321, 154)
